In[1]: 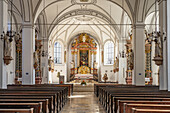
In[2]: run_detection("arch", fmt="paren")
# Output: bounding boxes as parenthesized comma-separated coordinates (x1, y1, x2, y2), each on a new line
(47, 9, 122, 39)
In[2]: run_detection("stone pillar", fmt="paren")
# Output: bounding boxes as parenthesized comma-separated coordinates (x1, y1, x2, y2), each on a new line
(41, 39, 49, 83)
(132, 23, 145, 86)
(118, 41, 126, 84)
(22, 24, 35, 84)
(0, 1, 8, 89)
(167, 0, 170, 91)
(158, 0, 168, 90)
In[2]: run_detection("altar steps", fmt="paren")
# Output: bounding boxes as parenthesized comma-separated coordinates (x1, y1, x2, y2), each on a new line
(70, 80, 98, 92)
(73, 84, 94, 92)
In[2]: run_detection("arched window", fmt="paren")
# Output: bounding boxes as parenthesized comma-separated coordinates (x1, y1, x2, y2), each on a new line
(54, 42, 62, 64)
(104, 41, 114, 65)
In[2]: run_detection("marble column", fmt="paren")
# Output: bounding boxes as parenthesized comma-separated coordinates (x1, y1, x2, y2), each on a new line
(132, 23, 145, 86)
(22, 24, 35, 84)
(158, 0, 168, 90)
(0, 1, 8, 89)
(167, 0, 170, 91)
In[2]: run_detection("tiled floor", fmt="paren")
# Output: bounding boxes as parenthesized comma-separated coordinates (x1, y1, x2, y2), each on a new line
(60, 92, 106, 113)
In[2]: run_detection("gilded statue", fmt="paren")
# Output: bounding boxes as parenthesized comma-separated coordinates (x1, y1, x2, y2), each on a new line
(79, 34, 83, 43)
(82, 35, 86, 42)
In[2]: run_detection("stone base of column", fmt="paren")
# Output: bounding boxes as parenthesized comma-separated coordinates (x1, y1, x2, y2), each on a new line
(35, 77, 42, 84)
(126, 77, 132, 84)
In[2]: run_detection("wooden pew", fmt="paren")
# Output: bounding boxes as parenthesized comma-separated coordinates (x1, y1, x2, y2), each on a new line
(98, 86, 170, 113)
(0, 87, 68, 110)
(0, 92, 57, 113)
(8, 84, 73, 96)
(119, 100, 170, 113)
(113, 97, 170, 113)
(0, 108, 34, 113)
(0, 95, 53, 113)
(0, 85, 69, 113)
(0, 103, 42, 113)
(5, 86, 69, 109)
(96, 85, 170, 113)
(132, 108, 170, 113)
(0, 99, 48, 113)
(125, 104, 170, 113)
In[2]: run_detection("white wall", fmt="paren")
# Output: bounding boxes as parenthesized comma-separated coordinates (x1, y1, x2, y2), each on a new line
(52, 64, 67, 83)
(100, 64, 117, 82)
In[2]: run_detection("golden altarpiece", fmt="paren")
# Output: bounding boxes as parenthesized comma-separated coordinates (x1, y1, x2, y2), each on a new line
(70, 34, 98, 81)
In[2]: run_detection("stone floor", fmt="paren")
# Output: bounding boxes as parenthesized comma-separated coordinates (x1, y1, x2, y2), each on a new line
(60, 92, 106, 113)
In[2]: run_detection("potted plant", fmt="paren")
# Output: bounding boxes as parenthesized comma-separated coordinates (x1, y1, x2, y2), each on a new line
(81, 80, 86, 86)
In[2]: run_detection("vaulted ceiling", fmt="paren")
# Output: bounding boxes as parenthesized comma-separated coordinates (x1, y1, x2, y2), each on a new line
(8, 0, 157, 45)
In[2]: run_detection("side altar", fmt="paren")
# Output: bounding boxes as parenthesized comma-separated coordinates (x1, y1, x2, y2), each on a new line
(70, 33, 98, 81)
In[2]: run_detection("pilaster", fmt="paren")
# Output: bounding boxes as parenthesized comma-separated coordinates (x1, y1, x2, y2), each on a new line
(132, 23, 145, 86)
(0, 0, 8, 89)
(22, 24, 35, 84)
(167, 0, 170, 91)
(158, 0, 168, 90)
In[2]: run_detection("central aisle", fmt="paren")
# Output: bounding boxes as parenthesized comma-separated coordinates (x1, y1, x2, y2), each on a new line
(60, 92, 106, 113)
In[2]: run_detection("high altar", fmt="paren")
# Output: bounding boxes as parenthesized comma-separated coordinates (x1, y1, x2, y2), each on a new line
(70, 33, 98, 80)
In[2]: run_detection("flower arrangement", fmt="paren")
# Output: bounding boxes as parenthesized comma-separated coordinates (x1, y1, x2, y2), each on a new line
(81, 80, 86, 85)
(60, 81, 63, 84)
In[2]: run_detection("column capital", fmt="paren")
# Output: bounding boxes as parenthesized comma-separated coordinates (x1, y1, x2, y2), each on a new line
(132, 23, 145, 29)
(158, 0, 167, 5)
(22, 23, 35, 29)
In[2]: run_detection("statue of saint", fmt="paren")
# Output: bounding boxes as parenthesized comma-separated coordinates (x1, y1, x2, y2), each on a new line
(155, 41, 162, 57)
(82, 35, 86, 42)
(48, 57, 53, 68)
(115, 57, 119, 68)
(70, 60, 74, 68)
(94, 61, 98, 69)
(4, 34, 12, 57)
